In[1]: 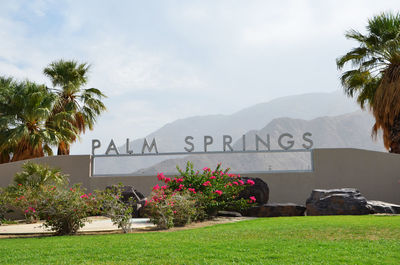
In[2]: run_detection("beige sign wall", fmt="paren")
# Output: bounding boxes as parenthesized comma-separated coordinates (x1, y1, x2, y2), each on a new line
(1, 148, 399, 205)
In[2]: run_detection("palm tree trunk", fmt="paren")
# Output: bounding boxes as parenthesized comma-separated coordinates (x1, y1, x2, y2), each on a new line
(57, 141, 70, 155)
(0, 151, 10, 164)
(389, 115, 400, 153)
(11, 141, 45, 162)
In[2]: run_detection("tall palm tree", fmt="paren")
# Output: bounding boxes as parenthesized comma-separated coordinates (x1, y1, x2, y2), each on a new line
(43, 60, 106, 155)
(0, 76, 15, 163)
(337, 12, 400, 153)
(0, 79, 76, 162)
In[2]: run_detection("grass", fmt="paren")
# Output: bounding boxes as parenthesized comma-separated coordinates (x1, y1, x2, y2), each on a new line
(0, 215, 399, 264)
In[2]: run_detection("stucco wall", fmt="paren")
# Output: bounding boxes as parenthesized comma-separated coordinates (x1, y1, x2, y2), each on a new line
(0, 155, 91, 188)
(1, 148, 399, 205)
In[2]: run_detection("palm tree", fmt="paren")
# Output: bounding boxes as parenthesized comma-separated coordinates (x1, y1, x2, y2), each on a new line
(337, 12, 400, 153)
(0, 76, 15, 163)
(0, 79, 76, 162)
(43, 60, 106, 155)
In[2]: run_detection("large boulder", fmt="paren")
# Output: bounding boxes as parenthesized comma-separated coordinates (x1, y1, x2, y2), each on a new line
(306, 188, 370, 216)
(245, 203, 306, 217)
(367, 200, 400, 214)
(239, 177, 269, 205)
(105, 185, 147, 218)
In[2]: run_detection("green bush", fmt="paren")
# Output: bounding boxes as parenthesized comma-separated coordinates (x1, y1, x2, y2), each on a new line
(13, 162, 68, 188)
(9, 184, 41, 223)
(146, 189, 198, 229)
(96, 184, 133, 233)
(6, 162, 69, 223)
(38, 184, 99, 235)
(0, 189, 11, 225)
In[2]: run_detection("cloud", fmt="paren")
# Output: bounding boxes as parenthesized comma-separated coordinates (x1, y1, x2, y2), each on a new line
(1, 0, 399, 154)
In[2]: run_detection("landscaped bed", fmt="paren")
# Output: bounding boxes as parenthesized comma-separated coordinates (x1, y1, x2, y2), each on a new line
(1, 215, 399, 264)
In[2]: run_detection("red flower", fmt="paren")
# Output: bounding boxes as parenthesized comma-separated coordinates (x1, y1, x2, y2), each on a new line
(161, 185, 168, 190)
(246, 179, 255, 186)
(157, 172, 165, 181)
(249, 196, 256, 203)
(152, 184, 160, 191)
(202, 181, 212, 187)
(214, 190, 223, 196)
(164, 177, 171, 184)
(238, 180, 245, 185)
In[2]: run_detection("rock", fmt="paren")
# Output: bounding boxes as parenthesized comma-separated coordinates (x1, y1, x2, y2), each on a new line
(245, 203, 306, 217)
(367, 200, 400, 214)
(239, 177, 269, 205)
(105, 185, 147, 218)
(217, 211, 242, 217)
(306, 188, 371, 216)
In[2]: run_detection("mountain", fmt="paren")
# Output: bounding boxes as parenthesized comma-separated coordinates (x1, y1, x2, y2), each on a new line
(94, 91, 361, 175)
(131, 111, 384, 175)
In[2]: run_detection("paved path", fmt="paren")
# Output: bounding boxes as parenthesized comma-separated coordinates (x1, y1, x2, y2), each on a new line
(0, 217, 155, 235)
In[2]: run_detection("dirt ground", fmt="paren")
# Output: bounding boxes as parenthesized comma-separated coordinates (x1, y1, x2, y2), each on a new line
(0, 216, 254, 239)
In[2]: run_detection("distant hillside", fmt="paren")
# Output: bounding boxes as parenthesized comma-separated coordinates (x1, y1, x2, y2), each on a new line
(95, 91, 363, 175)
(131, 111, 384, 175)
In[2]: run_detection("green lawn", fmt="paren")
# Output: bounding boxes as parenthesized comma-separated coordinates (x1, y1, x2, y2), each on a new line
(1, 215, 399, 264)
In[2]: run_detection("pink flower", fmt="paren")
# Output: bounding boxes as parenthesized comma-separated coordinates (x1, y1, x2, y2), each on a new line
(214, 190, 223, 196)
(209, 176, 216, 180)
(233, 181, 238, 186)
(161, 185, 168, 190)
(247, 179, 255, 185)
(175, 178, 184, 183)
(202, 181, 212, 186)
(173, 211, 177, 214)
(238, 180, 245, 185)
(157, 172, 165, 181)
(164, 177, 171, 183)
(249, 196, 256, 203)
(188, 188, 196, 194)
(152, 184, 160, 190)
(203, 167, 210, 171)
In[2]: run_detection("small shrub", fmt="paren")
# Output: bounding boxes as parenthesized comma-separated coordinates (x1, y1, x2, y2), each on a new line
(9, 184, 41, 223)
(96, 184, 133, 233)
(13, 162, 68, 188)
(0, 189, 11, 225)
(6, 162, 69, 224)
(38, 184, 99, 235)
(146, 189, 197, 229)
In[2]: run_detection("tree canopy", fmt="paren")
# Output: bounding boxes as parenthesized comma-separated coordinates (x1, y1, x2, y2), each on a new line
(337, 12, 400, 152)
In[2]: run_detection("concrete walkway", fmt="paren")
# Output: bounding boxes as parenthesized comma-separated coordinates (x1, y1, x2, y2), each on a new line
(0, 217, 155, 235)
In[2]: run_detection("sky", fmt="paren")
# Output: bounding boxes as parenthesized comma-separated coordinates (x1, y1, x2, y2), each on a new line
(0, 0, 398, 154)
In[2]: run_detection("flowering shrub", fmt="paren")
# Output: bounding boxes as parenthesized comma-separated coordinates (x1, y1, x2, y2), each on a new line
(0, 189, 11, 225)
(156, 162, 256, 216)
(38, 184, 99, 235)
(146, 188, 198, 229)
(10, 184, 41, 223)
(145, 162, 256, 228)
(96, 184, 133, 233)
